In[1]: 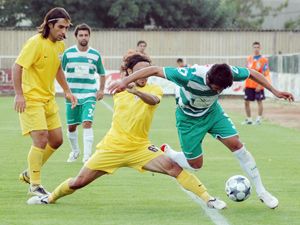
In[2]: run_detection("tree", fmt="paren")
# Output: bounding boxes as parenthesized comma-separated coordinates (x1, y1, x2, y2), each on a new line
(223, 0, 288, 29)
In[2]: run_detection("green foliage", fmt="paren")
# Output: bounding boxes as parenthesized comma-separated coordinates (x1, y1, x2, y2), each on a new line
(223, 0, 288, 29)
(0, 0, 289, 29)
(284, 16, 300, 30)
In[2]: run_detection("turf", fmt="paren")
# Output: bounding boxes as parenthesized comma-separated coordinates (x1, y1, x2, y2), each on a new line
(0, 96, 299, 225)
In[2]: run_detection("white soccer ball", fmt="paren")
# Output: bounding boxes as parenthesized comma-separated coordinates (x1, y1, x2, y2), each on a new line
(225, 175, 251, 202)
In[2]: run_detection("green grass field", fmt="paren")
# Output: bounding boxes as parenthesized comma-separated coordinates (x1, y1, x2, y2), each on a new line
(0, 96, 299, 225)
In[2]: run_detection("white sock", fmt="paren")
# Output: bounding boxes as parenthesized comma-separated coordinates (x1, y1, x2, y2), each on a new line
(164, 145, 198, 171)
(83, 128, 94, 160)
(247, 117, 252, 122)
(233, 146, 266, 195)
(256, 116, 262, 121)
(67, 130, 80, 153)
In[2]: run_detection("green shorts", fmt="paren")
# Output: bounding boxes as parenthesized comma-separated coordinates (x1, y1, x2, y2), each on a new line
(66, 101, 96, 125)
(176, 103, 238, 159)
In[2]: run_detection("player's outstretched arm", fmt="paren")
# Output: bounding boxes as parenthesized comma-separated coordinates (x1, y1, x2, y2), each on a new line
(108, 66, 164, 94)
(249, 69, 294, 102)
(56, 65, 78, 108)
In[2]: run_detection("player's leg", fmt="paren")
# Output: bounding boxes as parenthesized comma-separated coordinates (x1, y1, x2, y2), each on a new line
(243, 88, 254, 124)
(27, 148, 122, 205)
(161, 108, 207, 170)
(27, 166, 106, 205)
(66, 103, 81, 162)
(82, 121, 93, 163)
(210, 104, 278, 208)
(255, 90, 265, 124)
(82, 102, 96, 163)
(28, 130, 50, 195)
(130, 147, 226, 209)
(219, 136, 278, 208)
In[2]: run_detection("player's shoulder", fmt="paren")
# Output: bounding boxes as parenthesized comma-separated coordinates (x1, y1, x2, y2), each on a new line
(88, 47, 101, 56)
(64, 45, 77, 53)
(260, 56, 269, 62)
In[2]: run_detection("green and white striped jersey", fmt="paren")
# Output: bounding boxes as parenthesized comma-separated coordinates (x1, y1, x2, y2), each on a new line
(163, 64, 250, 117)
(62, 46, 105, 104)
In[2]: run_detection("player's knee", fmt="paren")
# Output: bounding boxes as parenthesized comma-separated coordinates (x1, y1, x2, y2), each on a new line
(32, 131, 48, 148)
(189, 161, 203, 170)
(229, 142, 243, 151)
(51, 138, 63, 149)
(82, 121, 92, 129)
(68, 126, 77, 132)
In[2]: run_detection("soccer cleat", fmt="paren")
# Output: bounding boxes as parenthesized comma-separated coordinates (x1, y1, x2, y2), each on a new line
(67, 151, 80, 163)
(19, 170, 30, 184)
(207, 198, 227, 210)
(27, 195, 50, 205)
(255, 119, 262, 125)
(258, 191, 279, 209)
(28, 184, 51, 196)
(242, 119, 253, 125)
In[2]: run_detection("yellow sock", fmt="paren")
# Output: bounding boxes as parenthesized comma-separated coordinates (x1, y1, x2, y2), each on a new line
(49, 178, 75, 203)
(42, 144, 55, 165)
(176, 170, 211, 202)
(27, 145, 44, 185)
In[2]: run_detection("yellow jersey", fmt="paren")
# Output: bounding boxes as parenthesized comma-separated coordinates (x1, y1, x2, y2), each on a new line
(15, 34, 65, 101)
(97, 84, 163, 151)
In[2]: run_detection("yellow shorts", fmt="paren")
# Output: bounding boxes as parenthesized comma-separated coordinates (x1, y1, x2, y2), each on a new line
(19, 99, 61, 135)
(85, 145, 163, 174)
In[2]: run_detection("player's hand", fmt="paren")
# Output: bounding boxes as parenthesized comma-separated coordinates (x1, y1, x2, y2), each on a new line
(65, 92, 78, 109)
(14, 94, 26, 113)
(96, 90, 104, 101)
(108, 80, 127, 94)
(126, 83, 138, 94)
(274, 91, 294, 102)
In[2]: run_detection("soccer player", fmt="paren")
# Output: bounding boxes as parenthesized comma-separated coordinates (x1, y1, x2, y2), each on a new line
(62, 23, 106, 163)
(136, 40, 147, 55)
(243, 42, 271, 125)
(108, 63, 294, 209)
(27, 53, 226, 210)
(13, 7, 77, 196)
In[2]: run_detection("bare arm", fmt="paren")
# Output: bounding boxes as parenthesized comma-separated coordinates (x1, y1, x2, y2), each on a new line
(96, 75, 106, 100)
(12, 63, 26, 113)
(249, 69, 294, 101)
(127, 85, 160, 105)
(56, 65, 77, 108)
(108, 66, 164, 93)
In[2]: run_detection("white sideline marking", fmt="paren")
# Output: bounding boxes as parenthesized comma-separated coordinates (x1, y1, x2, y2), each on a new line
(100, 100, 114, 112)
(101, 99, 231, 225)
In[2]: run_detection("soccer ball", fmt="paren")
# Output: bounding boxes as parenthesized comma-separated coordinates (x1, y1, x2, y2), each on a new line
(225, 175, 251, 202)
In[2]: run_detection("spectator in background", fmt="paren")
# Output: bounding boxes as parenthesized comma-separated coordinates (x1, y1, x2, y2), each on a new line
(136, 40, 147, 55)
(243, 42, 271, 125)
(176, 58, 189, 68)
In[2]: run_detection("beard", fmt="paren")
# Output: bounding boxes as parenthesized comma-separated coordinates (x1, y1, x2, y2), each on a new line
(80, 40, 88, 47)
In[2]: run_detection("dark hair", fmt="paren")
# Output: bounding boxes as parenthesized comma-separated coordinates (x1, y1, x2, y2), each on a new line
(252, 41, 260, 46)
(38, 7, 71, 38)
(74, 23, 91, 37)
(137, 40, 147, 47)
(177, 58, 183, 63)
(207, 64, 233, 89)
(123, 53, 151, 76)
